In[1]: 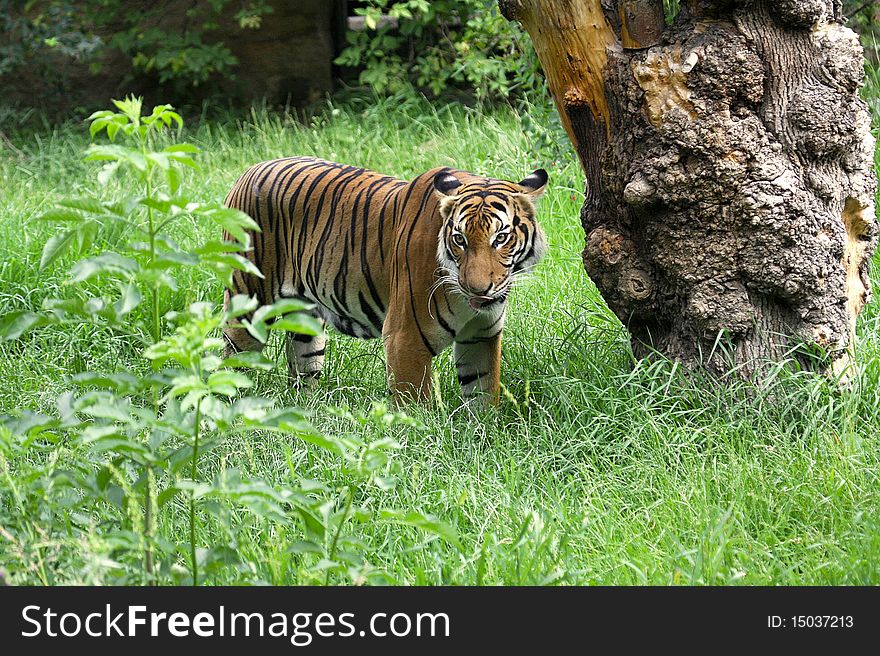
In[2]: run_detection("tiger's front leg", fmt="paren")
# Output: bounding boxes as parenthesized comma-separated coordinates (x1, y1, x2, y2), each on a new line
(383, 329, 434, 406)
(453, 333, 502, 406)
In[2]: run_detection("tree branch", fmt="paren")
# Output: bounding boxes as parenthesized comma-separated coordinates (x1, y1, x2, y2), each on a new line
(619, 1, 666, 48)
(499, 0, 619, 161)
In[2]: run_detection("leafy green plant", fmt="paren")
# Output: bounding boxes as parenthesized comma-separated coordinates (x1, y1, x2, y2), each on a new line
(335, 0, 542, 101)
(0, 97, 458, 584)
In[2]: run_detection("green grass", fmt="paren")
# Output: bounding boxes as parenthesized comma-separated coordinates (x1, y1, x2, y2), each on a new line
(1, 89, 880, 585)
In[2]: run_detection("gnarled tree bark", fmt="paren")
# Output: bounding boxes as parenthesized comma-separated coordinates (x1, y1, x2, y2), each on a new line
(500, 0, 877, 379)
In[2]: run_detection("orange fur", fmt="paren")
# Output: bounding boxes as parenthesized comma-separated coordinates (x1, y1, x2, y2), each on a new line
(222, 156, 547, 405)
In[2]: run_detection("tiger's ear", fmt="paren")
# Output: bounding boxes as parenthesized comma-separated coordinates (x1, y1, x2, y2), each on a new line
(434, 171, 462, 196)
(517, 168, 548, 199)
(434, 171, 462, 219)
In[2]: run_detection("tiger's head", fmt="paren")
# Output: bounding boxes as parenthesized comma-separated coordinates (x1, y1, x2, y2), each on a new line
(434, 168, 548, 311)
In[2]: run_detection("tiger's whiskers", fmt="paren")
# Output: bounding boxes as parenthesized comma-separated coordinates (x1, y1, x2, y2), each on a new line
(427, 267, 460, 318)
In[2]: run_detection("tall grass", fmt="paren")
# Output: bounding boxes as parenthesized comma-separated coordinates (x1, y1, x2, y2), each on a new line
(1, 82, 879, 583)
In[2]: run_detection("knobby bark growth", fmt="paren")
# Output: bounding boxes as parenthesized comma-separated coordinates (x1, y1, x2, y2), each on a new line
(500, 0, 877, 379)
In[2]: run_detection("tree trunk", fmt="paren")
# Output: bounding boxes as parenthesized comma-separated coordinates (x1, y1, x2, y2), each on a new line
(500, 0, 877, 379)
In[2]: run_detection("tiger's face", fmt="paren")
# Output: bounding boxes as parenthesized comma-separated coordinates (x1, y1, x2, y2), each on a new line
(434, 169, 548, 311)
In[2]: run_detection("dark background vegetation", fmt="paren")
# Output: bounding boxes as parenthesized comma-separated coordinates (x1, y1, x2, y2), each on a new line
(1, 0, 878, 120)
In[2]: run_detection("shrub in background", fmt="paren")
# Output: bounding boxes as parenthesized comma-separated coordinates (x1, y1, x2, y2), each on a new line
(0, 0, 272, 102)
(336, 0, 543, 101)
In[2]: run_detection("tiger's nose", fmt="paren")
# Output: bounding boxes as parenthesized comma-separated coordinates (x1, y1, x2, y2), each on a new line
(462, 282, 493, 296)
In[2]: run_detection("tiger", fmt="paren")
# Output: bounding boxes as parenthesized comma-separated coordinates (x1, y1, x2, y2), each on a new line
(222, 156, 548, 405)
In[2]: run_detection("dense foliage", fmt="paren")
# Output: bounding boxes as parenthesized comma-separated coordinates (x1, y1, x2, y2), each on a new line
(0, 0, 272, 96)
(0, 98, 453, 584)
(2, 0, 877, 109)
(335, 0, 542, 101)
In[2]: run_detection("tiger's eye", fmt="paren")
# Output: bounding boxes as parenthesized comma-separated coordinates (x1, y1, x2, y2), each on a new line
(493, 232, 510, 248)
(452, 233, 467, 248)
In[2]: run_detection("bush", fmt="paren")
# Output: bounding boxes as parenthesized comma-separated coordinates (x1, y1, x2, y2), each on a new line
(335, 0, 543, 101)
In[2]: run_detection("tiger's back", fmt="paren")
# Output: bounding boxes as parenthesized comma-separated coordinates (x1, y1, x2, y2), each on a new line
(224, 156, 409, 339)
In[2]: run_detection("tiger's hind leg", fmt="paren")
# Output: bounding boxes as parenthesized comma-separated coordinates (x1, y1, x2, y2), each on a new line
(285, 322, 328, 387)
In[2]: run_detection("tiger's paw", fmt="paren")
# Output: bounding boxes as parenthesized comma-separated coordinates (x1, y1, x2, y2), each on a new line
(289, 370, 322, 391)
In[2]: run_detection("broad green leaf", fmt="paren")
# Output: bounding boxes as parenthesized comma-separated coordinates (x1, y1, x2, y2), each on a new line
(70, 371, 141, 393)
(199, 354, 223, 373)
(196, 240, 245, 255)
(158, 109, 182, 130)
(78, 400, 133, 423)
(175, 480, 213, 499)
(298, 510, 327, 540)
(207, 370, 253, 396)
(85, 437, 151, 460)
(162, 143, 199, 153)
(379, 509, 462, 550)
(242, 318, 269, 344)
(226, 294, 259, 318)
(254, 409, 341, 454)
(373, 476, 397, 491)
(56, 198, 109, 214)
(197, 546, 240, 570)
(269, 314, 324, 336)
(114, 282, 142, 316)
(205, 206, 260, 245)
(298, 478, 330, 494)
(164, 153, 198, 169)
(166, 165, 182, 194)
(40, 230, 77, 269)
(81, 426, 151, 459)
(221, 351, 275, 371)
(75, 220, 99, 256)
(230, 396, 275, 421)
(260, 297, 314, 318)
(89, 118, 110, 138)
(85, 144, 147, 171)
(203, 252, 263, 277)
(158, 486, 180, 508)
(0, 310, 44, 341)
(112, 96, 143, 123)
(1, 410, 59, 437)
(134, 267, 177, 292)
(151, 250, 200, 269)
(165, 374, 206, 398)
(37, 208, 87, 223)
(295, 430, 349, 456)
(145, 152, 170, 170)
(87, 109, 115, 122)
(139, 197, 175, 214)
(69, 252, 139, 283)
